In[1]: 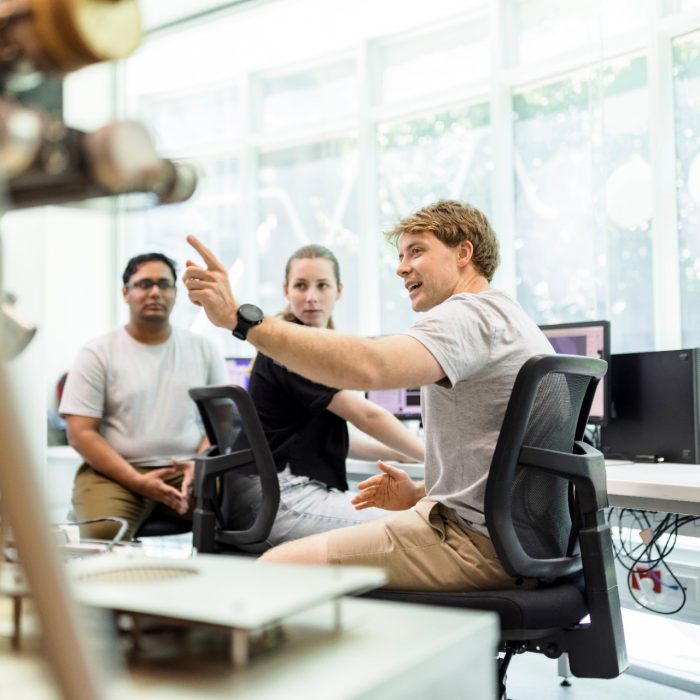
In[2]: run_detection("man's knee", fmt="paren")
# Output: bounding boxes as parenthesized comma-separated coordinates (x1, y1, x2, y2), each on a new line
(259, 532, 330, 565)
(78, 518, 129, 541)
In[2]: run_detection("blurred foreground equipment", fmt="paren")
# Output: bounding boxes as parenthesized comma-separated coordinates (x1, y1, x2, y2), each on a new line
(0, 0, 196, 209)
(0, 3, 196, 699)
(0, 0, 197, 358)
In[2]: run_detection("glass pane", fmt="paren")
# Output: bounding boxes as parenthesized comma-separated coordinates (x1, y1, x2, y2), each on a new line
(673, 30, 700, 347)
(138, 0, 239, 31)
(377, 17, 489, 104)
(137, 86, 240, 152)
(257, 61, 357, 132)
(121, 156, 242, 330)
(376, 103, 492, 334)
(507, 0, 646, 67)
(513, 55, 652, 352)
(256, 139, 360, 333)
(663, 0, 700, 14)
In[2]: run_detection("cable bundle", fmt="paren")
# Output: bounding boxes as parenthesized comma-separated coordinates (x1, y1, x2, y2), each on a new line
(608, 508, 699, 615)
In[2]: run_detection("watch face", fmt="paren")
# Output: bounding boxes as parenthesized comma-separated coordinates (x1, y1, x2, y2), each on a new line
(239, 304, 264, 323)
(232, 304, 264, 340)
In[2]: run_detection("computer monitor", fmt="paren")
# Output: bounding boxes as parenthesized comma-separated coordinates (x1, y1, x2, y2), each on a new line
(366, 387, 421, 421)
(226, 356, 253, 390)
(539, 320, 610, 425)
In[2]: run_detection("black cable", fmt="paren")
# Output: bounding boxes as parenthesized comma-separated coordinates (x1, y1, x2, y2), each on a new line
(608, 509, 697, 614)
(608, 507, 698, 615)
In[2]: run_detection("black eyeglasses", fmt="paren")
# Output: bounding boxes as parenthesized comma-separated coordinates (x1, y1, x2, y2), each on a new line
(126, 279, 176, 291)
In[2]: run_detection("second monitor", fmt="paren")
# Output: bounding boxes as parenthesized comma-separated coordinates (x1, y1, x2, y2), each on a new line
(539, 320, 610, 425)
(226, 356, 253, 391)
(366, 387, 421, 421)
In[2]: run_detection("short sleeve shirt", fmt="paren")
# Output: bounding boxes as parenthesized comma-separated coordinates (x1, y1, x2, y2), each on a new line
(248, 351, 349, 491)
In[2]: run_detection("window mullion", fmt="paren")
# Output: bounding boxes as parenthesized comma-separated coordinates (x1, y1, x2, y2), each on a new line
(491, 0, 516, 297)
(357, 40, 381, 337)
(648, 7, 682, 350)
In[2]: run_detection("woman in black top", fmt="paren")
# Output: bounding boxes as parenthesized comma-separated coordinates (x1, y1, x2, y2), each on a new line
(226, 244, 424, 546)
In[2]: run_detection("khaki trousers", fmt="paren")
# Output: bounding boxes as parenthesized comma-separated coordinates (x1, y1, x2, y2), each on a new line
(328, 498, 536, 592)
(72, 464, 190, 541)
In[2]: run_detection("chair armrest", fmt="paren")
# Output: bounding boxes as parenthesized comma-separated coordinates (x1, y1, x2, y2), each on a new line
(189, 384, 280, 550)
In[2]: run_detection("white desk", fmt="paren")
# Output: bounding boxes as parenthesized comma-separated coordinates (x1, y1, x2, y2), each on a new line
(347, 459, 700, 517)
(605, 461, 700, 517)
(0, 596, 498, 699)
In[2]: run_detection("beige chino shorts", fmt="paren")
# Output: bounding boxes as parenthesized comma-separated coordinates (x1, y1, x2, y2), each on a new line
(328, 498, 535, 592)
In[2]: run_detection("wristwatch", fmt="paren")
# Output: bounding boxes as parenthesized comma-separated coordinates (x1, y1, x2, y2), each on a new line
(232, 303, 264, 340)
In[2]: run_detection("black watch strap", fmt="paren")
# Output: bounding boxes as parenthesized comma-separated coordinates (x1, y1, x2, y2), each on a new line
(232, 303, 264, 341)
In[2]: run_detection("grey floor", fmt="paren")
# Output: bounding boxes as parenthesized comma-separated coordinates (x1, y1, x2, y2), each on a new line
(505, 653, 698, 700)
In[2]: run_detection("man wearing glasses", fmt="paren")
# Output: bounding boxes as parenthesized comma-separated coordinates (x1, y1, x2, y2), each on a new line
(60, 253, 227, 540)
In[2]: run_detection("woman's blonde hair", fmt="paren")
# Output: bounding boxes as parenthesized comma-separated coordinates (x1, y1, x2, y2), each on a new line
(280, 244, 341, 329)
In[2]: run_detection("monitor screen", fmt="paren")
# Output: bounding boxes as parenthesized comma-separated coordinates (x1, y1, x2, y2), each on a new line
(539, 320, 610, 425)
(226, 356, 253, 390)
(366, 387, 421, 420)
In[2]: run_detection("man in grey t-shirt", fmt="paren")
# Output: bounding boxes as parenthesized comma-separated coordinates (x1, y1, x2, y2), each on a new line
(183, 200, 551, 591)
(60, 252, 227, 540)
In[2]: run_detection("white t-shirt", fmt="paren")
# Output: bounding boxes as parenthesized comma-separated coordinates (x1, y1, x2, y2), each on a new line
(403, 290, 553, 535)
(59, 326, 228, 465)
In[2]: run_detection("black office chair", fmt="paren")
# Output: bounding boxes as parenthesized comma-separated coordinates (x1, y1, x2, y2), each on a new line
(134, 508, 192, 539)
(364, 354, 628, 699)
(68, 503, 191, 542)
(187, 384, 280, 555)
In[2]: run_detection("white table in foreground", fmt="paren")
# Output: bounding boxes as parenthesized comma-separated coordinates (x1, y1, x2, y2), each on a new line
(0, 597, 498, 700)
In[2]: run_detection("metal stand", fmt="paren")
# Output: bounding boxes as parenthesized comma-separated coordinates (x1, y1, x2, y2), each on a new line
(0, 235, 106, 699)
(558, 652, 572, 687)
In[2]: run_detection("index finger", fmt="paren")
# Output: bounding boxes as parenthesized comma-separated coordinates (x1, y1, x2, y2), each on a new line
(186, 234, 225, 272)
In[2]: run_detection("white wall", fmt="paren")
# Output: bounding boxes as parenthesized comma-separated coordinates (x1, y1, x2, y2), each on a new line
(2, 205, 116, 488)
(1, 61, 118, 492)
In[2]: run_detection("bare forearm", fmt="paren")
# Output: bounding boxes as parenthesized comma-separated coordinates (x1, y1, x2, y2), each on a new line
(68, 430, 141, 490)
(249, 318, 384, 390)
(348, 433, 406, 461)
(184, 236, 445, 390)
(351, 409, 424, 462)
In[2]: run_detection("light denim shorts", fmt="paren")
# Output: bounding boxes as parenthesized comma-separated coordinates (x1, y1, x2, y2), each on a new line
(225, 465, 385, 547)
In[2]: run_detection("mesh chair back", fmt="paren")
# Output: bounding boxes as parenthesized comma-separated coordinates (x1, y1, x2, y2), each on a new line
(198, 396, 244, 455)
(486, 354, 606, 580)
(512, 372, 590, 560)
(188, 385, 279, 550)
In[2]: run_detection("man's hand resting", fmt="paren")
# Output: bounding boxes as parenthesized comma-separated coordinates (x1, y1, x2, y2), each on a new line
(177, 459, 195, 501)
(351, 460, 423, 511)
(131, 462, 190, 515)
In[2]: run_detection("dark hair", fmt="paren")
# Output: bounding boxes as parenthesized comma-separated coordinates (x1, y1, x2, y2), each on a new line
(122, 253, 177, 286)
(385, 199, 500, 281)
(281, 244, 341, 329)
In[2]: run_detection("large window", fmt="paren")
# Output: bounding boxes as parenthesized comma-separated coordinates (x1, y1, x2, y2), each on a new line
(513, 55, 652, 351)
(377, 103, 492, 333)
(256, 139, 360, 331)
(673, 30, 700, 348)
(506, 0, 646, 67)
(256, 61, 357, 133)
(121, 0, 700, 355)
